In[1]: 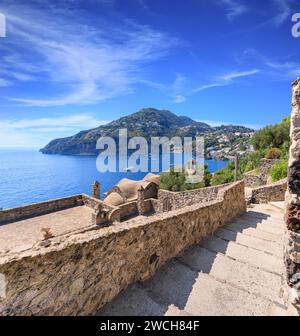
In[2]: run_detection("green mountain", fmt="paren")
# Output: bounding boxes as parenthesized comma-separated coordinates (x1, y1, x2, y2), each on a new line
(40, 108, 254, 155)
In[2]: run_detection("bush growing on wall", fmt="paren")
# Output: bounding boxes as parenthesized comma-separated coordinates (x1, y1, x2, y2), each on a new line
(269, 159, 288, 182)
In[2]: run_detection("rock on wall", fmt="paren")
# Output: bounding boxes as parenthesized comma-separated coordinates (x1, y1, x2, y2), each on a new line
(285, 78, 300, 312)
(0, 181, 246, 316)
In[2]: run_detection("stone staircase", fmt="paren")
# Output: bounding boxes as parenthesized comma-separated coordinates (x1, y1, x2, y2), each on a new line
(97, 202, 288, 316)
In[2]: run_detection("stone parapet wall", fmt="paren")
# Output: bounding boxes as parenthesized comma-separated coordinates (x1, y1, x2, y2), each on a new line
(248, 179, 287, 204)
(260, 159, 279, 184)
(109, 201, 138, 222)
(243, 159, 279, 187)
(284, 78, 300, 312)
(244, 171, 262, 188)
(0, 195, 84, 225)
(0, 181, 246, 316)
(156, 183, 230, 213)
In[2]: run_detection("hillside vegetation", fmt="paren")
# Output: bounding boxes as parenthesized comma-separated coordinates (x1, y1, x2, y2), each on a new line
(41, 108, 253, 155)
(211, 116, 290, 185)
(159, 116, 290, 191)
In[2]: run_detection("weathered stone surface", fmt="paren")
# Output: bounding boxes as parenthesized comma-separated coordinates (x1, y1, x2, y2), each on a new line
(156, 183, 230, 213)
(137, 186, 146, 215)
(285, 203, 300, 232)
(244, 172, 262, 188)
(99, 203, 287, 316)
(92, 181, 100, 200)
(284, 77, 300, 312)
(247, 179, 287, 204)
(260, 159, 280, 184)
(0, 181, 246, 316)
(244, 159, 280, 188)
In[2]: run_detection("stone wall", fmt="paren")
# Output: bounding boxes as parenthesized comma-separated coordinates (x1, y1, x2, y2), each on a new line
(244, 170, 262, 188)
(243, 159, 279, 187)
(260, 159, 279, 184)
(248, 178, 287, 204)
(0, 194, 114, 227)
(284, 77, 300, 312)
(0, 181, 246, 316)
(156, 183, 230, 213)
(109, 201, 138, 222)
(0, 195, 84, 225)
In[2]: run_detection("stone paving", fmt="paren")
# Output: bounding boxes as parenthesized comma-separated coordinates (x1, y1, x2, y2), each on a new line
(0, 206, 94, 254)
(98, 202, 287, 316)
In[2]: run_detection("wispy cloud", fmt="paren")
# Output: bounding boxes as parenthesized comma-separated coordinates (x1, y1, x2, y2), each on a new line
(142, 68, 260, 103)
(171, 74, 187, 103)
(0, 78, 11, 87)
(272, 0, 292, 26)
(0, 3, 178, 107)
(240, 48, 300, 79)
(0, 114, 108, 148)
(191, 69, 259, 94)
(219, 0, 247, 20)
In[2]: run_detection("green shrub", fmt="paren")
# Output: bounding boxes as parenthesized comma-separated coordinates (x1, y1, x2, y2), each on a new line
(239, 150, 265, 173)
(159, 164, 211, 191)
(251, 116, 290, 151)
(211, 162, 236, 186)
(265, 148, 282, 159)
(269, 159, 288, 182)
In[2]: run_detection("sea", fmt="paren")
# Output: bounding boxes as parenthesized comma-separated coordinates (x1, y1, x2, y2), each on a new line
(0, 149, 228, 209)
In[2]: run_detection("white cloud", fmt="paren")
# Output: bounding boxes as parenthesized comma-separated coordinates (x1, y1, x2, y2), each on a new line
(192, 69, 259, 93)
(171, 74, 187, 103)
(143, 68, 260, 102)
(241, 48, 300, 79)
(0, 78, 11, 87)
(0, 3, 178, 107)
(220, 0, 247, 20)
(173, 95, 186, 103)
(271, 0, 292, 26)
(0, 115, 108, 148)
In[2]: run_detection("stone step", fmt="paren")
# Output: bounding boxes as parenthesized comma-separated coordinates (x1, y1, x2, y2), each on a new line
(184, 273, 287, 316)
(254, 203, 284, 213)
(142, 259, 286, 316)
(225, 221, 282, 243)
(246, 208, 284, 221)
(243, 211, 284, 225)
(214, 228, 282, 257)
(97, 284, 167, 316)
(235, 218, 284, 236)
(269, 201, 285, 211)
(178, 246, 284, 304)
(200, 236, 283, 275)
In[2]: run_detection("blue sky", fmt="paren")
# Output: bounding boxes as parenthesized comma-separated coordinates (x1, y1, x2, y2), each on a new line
(0, 0, 299, 148)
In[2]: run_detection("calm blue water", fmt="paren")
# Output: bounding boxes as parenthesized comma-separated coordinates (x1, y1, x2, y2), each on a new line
(0, 149, 228, 209)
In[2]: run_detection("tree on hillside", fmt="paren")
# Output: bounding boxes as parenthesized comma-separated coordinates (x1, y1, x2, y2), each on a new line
(159, 164, 212, 191)
(251, 117, 290, 152)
